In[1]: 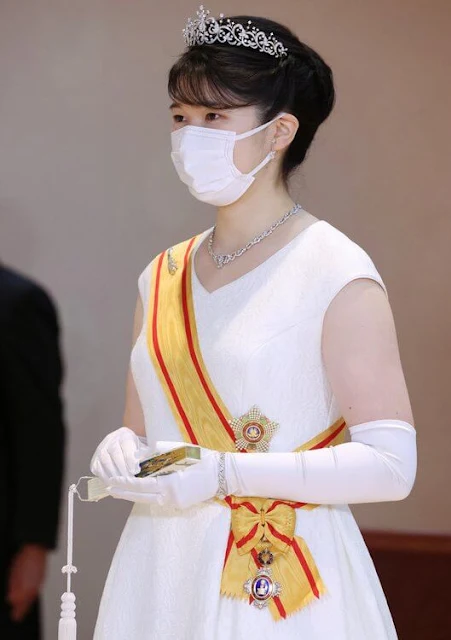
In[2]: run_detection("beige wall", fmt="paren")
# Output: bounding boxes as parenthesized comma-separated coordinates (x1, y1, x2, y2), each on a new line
(1, 0, 449, 636)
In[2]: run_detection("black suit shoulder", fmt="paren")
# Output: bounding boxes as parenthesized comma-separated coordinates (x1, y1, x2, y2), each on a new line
(0, 264, 59, 333)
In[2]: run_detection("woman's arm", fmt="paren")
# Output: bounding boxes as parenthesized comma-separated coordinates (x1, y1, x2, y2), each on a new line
(89, 291, 149, 482)
(322, 277, 414, 428)
(224, 277, 417, 504)
(122, 293, 146, 438)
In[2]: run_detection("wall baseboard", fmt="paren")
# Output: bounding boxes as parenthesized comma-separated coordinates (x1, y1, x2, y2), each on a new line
(363, 529, 451, 554)
(362, 529, 451, 640)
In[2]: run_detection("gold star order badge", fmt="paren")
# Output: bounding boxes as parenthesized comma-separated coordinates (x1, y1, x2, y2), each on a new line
(229, 405, 280, 452)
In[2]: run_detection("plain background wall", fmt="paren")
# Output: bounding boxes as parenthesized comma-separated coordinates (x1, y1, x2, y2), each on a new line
(0, 0, 449, 637)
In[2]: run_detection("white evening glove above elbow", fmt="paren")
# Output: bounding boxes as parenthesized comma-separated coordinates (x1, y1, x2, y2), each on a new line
(89, 426, 152, 485)
(225, 419, 417, 504)
(103, 419, 417, 508)
(104, 444, 221, 510)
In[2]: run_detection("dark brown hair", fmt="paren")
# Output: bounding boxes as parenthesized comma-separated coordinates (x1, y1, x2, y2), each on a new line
(168, 15, 335, 184)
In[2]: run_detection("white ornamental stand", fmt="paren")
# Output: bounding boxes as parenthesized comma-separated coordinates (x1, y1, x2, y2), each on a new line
(57, 442, 191, 637)
(58, 476, 108, 639)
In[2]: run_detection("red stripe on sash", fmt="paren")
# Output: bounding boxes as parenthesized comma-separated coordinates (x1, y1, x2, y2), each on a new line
(223, 530, 234, 567)
(273, 596, 287, 619)
(231, 501, 259, 514)
(267, 499, 307, 513)
(310, 420, 346, 449)
(291, 537, 320, 598)
(251, 548, 259, 563)
(266, 522, 292, 546)
(180, 242, 237, 444)
(152, 250, 198, 444)
(236, 524, 259, 549)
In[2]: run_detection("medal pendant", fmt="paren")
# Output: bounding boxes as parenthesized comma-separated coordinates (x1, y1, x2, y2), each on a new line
(229, 405, 280, 452)
(243, 566, 282, 609)
(257, 547, 274, 566)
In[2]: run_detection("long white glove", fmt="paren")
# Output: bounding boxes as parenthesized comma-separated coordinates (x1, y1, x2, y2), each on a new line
(103, 419, 416, 508)
(225, 419, 417, 504)
(89, 426, 152, 485)
(104, 446, 221, 509)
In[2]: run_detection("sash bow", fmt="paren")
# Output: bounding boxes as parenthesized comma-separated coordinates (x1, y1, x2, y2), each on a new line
(220, 495, 325, 620)
(230, 497, 296, 556)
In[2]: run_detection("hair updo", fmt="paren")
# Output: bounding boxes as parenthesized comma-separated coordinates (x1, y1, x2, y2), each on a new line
(168, 15, 335, 184)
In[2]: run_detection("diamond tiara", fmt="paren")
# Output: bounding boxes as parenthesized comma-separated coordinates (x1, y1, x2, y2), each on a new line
(182, 5, 288, 59)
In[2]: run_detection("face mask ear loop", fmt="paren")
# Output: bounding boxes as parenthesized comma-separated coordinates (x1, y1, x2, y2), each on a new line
(243, 115, 284, 177)
(234, 113, 284, 178)
(235, 112, 287, 141)
(246, 149, 277, 178)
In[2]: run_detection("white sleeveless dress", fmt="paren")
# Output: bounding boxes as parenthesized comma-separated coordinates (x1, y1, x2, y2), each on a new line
(93, 219, 398, 639)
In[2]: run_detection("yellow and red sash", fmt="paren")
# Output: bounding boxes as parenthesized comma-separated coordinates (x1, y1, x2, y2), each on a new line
(146, 235, 347, 621)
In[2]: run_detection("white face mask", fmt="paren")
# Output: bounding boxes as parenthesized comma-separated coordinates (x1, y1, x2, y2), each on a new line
(170, 113, 286, 206)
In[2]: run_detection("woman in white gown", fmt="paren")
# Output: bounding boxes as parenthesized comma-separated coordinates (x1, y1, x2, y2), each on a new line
(90, 6, 417, 639)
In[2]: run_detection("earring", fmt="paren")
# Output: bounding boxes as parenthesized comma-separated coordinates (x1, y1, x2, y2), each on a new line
(269, 138, 277, 160)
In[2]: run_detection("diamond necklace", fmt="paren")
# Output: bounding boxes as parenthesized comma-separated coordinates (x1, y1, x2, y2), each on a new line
(207, 203, 303, 269)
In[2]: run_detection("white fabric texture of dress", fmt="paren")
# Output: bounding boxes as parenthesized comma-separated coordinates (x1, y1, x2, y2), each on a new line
(93, 219, 398, 639)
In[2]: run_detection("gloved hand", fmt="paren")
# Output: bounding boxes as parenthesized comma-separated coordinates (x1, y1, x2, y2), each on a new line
(89, 426, 152, 485)
(105, 441, 221, 510)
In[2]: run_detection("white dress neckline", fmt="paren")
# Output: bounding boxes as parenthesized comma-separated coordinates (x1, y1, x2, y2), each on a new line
(191, 219, 327, 297)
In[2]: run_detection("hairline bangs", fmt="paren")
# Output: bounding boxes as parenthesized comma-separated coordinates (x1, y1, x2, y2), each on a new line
(168, 62, 259, 111)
